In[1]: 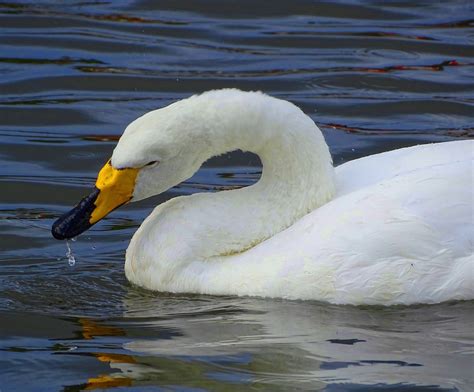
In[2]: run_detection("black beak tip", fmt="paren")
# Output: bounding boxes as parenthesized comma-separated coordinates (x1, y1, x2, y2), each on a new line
(51, 187, 100, 241)
(51, 220, 67, 240)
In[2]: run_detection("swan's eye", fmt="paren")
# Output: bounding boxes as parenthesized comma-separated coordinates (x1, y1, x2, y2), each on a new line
(144, 160, 159, 168)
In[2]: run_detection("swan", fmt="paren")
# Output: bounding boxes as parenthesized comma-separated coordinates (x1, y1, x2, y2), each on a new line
(52, 89, 474, 305)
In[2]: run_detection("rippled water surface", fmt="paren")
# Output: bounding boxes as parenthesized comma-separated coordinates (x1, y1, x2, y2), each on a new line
(1, 1, 473, 391)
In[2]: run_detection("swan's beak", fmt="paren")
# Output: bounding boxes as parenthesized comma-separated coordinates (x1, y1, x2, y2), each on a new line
(52, 160, 139, 240)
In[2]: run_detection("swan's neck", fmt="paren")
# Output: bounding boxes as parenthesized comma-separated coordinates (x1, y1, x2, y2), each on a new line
(201, 96, 336, 255)
(128, 93, 335, 272)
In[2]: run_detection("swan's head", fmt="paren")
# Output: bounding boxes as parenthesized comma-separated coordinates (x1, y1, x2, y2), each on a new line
(52, 94, 215, 240)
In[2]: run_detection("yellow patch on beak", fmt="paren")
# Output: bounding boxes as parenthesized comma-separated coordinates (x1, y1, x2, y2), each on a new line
(90, 160, 139, 224)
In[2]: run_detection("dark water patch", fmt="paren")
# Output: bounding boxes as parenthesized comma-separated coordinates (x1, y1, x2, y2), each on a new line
(0, 106, 98, 126)
(324, 383, 459, 392)
(0, 74, 306, 95)
(327, 338, 366, 345)
(0, 55, 104, 65)
(132, 0, 416, 21)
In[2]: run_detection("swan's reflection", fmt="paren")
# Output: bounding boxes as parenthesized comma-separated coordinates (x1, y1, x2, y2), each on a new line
(82, 292, 473, 390)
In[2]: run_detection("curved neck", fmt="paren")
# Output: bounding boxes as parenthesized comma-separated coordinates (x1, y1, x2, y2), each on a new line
(180, 92, 336, 259)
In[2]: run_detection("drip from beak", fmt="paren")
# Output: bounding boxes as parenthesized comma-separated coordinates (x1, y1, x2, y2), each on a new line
(52, 160, 139, 240)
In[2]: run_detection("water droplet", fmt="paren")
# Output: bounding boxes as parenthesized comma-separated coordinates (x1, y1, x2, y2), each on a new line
(66, 240, 76, 267)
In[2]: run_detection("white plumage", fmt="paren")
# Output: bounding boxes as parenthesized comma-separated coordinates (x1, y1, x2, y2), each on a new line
(109, 89, 473, 305)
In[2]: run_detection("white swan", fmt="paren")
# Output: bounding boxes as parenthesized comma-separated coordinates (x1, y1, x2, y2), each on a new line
(52, 89, 474, 305)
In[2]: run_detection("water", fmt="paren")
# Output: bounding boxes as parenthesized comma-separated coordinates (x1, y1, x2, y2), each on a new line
(0, 0, 473, 390)
(65, 240, 76, 267)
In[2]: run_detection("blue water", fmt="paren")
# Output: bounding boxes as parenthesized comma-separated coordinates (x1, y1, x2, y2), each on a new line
(0, 1, 473, 391)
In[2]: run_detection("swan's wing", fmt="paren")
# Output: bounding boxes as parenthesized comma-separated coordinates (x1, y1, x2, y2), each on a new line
(335, 139, 473, 196)
(227, 155, 473, 304)
(335, 158, 473, 259)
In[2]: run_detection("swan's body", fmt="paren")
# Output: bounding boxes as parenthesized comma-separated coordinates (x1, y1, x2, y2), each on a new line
(54, 89, 473, 305)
